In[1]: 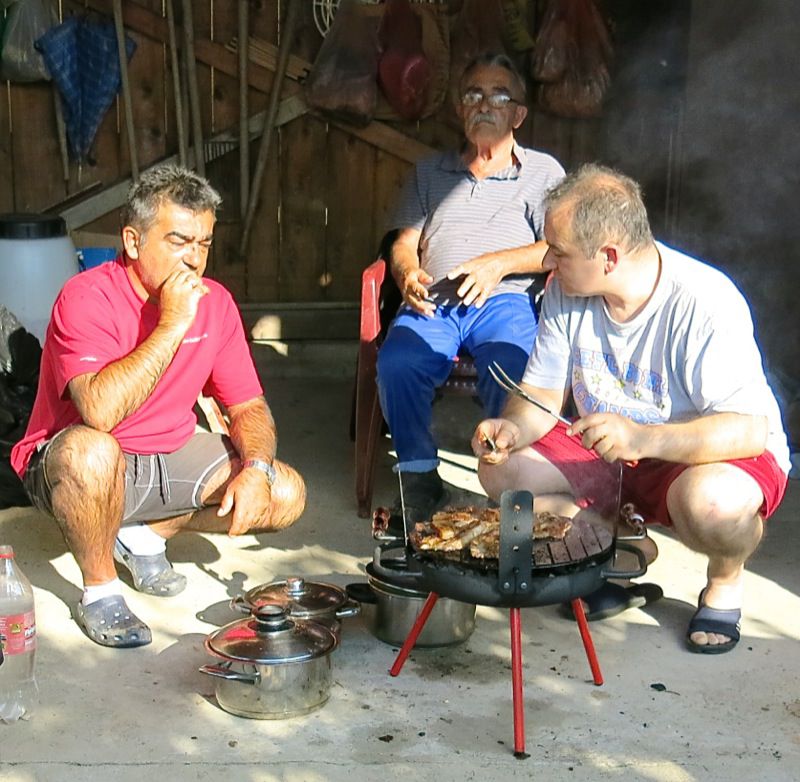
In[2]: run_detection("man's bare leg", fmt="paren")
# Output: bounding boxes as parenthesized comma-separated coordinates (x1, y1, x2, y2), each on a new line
(667, 463, 763, 648)
(42, 426, 151, 646)
(44, 426, 125, 585)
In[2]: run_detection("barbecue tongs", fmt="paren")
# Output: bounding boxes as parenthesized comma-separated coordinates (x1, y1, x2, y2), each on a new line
(488, 361, 572, 426)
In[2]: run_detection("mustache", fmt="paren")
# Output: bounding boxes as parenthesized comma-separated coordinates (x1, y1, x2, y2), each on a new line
(468, 113, 497, 130)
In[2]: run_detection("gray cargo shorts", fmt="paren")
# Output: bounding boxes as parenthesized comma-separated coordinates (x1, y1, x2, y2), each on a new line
(23, 430, 237, 523)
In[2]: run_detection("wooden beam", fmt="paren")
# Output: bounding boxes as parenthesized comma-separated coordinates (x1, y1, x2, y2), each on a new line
(326, 115, 433, 164)
(226, 35, 311, 83)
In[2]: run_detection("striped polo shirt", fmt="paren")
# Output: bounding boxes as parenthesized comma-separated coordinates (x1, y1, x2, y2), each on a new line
(391, 141, 564, 302)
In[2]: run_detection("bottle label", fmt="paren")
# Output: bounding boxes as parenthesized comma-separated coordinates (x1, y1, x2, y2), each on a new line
(0, 611, 36, 655)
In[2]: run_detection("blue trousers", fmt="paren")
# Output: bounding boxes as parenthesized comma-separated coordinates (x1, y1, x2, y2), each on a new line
(376, 293, 538, 472)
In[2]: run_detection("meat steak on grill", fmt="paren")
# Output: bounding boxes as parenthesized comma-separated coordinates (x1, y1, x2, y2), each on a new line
(412, 506, 572, 559)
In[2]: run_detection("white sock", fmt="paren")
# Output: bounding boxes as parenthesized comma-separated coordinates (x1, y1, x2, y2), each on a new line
(116, 522, 168, 556)
(82, 579, 125, 606)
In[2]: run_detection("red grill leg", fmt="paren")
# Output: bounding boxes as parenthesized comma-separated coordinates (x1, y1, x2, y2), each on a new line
(389, 592, 439, 677)
(571, 597, 603, 686)
(509, 607, 527, 758)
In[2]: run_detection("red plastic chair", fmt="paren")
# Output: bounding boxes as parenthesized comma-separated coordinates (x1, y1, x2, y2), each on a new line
(354, 246, 478, 518)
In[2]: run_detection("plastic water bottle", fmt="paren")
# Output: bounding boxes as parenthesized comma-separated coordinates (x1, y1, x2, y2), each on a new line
(0, 545, 38, 723)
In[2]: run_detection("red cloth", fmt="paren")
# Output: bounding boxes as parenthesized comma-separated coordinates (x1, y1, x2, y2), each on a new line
(530, 422, 788, 525)
(12, 259, 262, 476)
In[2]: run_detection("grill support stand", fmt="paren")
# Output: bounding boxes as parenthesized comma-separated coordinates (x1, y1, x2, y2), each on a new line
(389, 592, 440, 677)
(388, 591, 605, 758)
(572, 597, 604, 685)
(509, 607, 526, 757)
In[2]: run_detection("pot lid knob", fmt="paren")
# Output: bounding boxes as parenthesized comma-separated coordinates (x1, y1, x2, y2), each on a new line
(206, 603, 338, 663)
(253, 604, 292, 632)
(285, 577, 307, 595)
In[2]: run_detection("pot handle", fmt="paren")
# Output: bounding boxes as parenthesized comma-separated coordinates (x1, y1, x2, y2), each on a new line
(199, 664, 261, 684)
(229, 595, 250, 615)
(371, 543, 425, 586)
(599, 542, 648, 580)
(335, 598, 361, 619)
(345, 582, 377, 605)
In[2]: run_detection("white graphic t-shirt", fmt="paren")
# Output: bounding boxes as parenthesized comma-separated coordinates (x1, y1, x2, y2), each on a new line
(523, 242, 791, 473)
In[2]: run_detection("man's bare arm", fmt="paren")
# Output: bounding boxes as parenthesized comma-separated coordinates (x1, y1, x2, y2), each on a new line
(69, 321, 189, 432)
(68, 268, 207, 432)
(502, 384, 568, 447)
(649, 413, 768, 463)
(226, 396, 277, 465)
(570, 411, 769, 465)
(390, 228, 436, 316)
(474, 383, 568, 463)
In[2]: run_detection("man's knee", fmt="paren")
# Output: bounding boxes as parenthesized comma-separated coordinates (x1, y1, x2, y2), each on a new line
(377, 339, 413, 383)
(377, 328, 449, 385)
(46, 426, 124, 486)
(668, 465, 763, 534)
(478, 458, 521, 501)
(667, 465, 763, 559)
(262, 462, 306, 531)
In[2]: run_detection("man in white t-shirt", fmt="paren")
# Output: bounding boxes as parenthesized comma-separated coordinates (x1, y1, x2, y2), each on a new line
(472, 164, 789, 655)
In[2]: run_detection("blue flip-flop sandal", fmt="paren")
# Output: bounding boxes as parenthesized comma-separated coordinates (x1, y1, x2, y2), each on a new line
(686, 593, 741, 655)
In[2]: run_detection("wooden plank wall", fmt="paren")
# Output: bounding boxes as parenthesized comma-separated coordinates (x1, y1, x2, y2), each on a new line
(0, 0, 652, 306)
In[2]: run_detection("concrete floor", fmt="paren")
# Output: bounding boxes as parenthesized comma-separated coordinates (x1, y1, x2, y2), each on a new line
(1, 345, 800, 781)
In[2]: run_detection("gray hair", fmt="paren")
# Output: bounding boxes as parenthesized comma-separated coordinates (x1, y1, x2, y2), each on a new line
(543, 164, 653, 257)
(460, 51, 527, 101)
(121, 164, 222, 234)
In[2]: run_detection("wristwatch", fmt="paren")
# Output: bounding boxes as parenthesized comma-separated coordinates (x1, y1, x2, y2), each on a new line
(242, 458, 277, 486)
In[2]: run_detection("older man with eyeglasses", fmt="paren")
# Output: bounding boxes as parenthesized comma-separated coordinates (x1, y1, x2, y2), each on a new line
(376, 52, 565, 522)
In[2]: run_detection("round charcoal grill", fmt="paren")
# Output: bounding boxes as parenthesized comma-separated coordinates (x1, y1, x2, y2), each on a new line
(371, 489, 650, 760)
(372, 490, 646, 608)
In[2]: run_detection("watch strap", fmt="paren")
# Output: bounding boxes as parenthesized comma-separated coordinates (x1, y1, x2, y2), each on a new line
(242, 458, 276, 485)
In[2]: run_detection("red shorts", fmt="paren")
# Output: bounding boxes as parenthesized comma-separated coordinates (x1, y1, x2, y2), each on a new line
(529, 423, 788, 526)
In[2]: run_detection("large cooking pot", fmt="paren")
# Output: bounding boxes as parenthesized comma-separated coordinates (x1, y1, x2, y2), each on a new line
(346, 560, 476, 647)
(373, 490, 647, 608)
(230, 576, 359, 636)
(199, 604, 338, 719)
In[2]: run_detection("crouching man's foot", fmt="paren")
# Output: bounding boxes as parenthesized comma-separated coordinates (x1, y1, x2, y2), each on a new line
(75, 594, 152, 648)
(113, 539, 187, 596)
(686, 581, 742, 655)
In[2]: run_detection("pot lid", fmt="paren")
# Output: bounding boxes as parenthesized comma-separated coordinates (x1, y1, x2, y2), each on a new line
(206, 605, 337, 664)
(242, 577, 347, 617)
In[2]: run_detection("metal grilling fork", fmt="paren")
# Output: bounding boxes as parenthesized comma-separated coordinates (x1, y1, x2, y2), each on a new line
(488, 361, 573, 426)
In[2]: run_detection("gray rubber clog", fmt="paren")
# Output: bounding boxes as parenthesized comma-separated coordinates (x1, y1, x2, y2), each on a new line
(75, 595, 152, 648)
(113, 540, 188, 597)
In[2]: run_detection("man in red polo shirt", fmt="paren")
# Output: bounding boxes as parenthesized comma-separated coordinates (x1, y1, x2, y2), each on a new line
(12, 165, 305, 648)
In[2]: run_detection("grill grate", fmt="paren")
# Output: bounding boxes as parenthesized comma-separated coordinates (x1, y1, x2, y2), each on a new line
(411, 517, 614, 577)
(535, 517, 612, 567)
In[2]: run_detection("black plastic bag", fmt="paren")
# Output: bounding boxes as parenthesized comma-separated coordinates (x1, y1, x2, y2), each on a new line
(0, 306, 40, 509)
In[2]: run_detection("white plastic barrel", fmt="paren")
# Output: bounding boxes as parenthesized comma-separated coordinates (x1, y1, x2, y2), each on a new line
(0, 214, 79, 345)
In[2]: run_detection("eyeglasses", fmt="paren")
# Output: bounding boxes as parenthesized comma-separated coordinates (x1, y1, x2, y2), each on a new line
(460, 90, 519, 109)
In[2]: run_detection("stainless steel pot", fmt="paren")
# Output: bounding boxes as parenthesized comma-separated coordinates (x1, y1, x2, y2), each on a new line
(230, 576, 359, 636)
(346, 563, 476, 648)
(199, 604, 338, 719)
